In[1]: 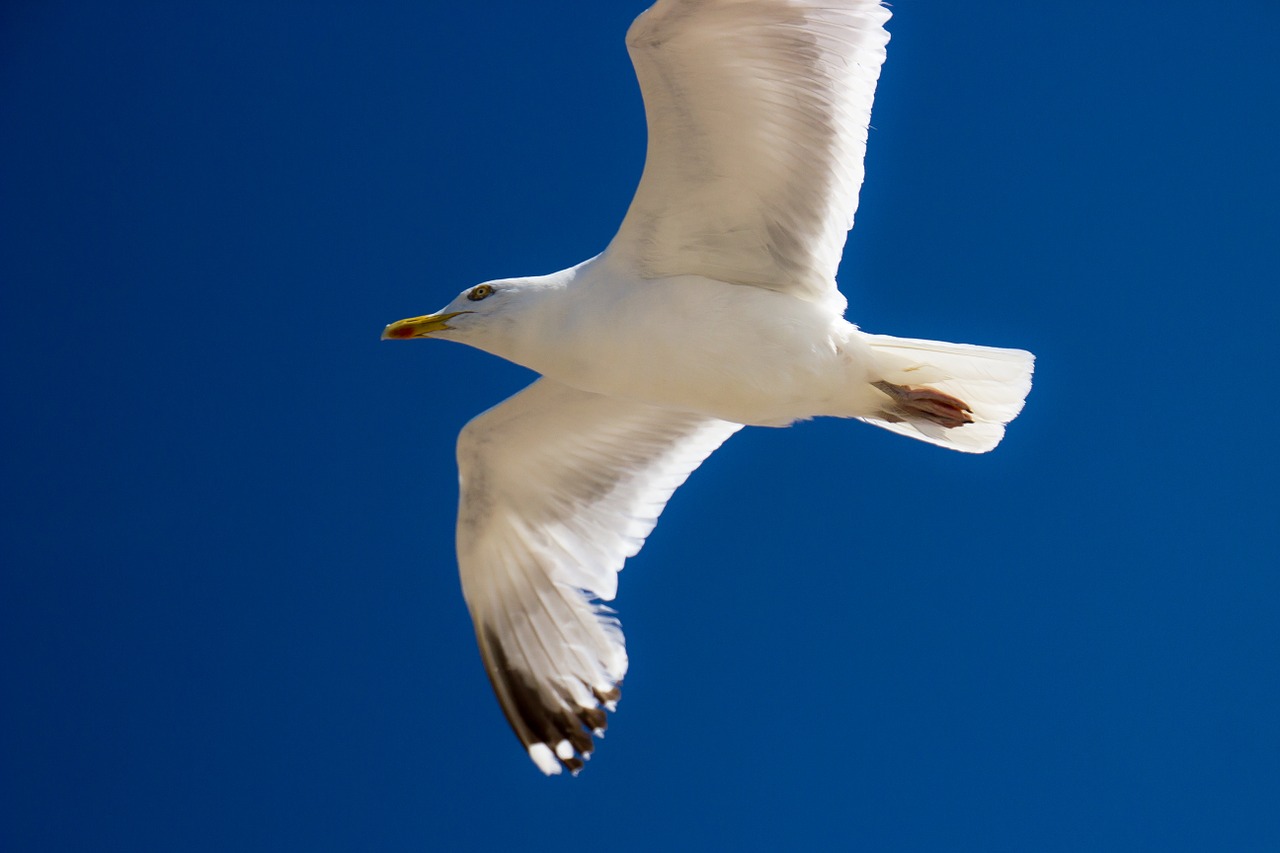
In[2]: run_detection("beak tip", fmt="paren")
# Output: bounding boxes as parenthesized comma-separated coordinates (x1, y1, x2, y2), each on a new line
(382, 311, 464, 341)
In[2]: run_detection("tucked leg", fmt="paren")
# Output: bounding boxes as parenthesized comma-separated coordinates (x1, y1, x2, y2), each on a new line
(873, 381, 974, 429)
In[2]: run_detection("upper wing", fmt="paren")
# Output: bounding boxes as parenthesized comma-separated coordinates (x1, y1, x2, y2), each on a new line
(607, 0, 891, 311)
(455, 378, 741, 774)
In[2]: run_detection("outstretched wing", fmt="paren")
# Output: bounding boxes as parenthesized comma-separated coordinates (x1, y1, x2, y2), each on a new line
(607, 0, 892, 311)
(455, 378, 741, 774)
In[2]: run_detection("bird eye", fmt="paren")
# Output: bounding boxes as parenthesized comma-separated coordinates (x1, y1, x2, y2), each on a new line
(467, 285, 495, 301)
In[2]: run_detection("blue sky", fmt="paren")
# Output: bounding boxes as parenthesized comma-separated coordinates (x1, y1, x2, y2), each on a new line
(3, 1, 1279, 850)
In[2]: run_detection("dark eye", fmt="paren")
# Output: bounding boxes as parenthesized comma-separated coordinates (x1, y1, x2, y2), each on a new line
(467, 284, 495, 301)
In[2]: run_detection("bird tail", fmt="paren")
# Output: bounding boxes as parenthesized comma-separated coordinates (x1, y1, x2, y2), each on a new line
(859, 333, 1035, 454)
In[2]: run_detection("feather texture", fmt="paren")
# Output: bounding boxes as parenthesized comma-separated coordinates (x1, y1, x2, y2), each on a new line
(456, 378, 741, 773)
(859, 334, 1035, 453)
(609, 0, 892, 312)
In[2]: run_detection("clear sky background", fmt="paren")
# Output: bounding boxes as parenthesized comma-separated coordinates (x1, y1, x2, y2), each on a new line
(4, 2, 1279, 850)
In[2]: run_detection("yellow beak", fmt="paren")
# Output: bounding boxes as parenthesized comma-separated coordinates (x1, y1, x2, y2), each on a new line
(381, 311, 469, 340)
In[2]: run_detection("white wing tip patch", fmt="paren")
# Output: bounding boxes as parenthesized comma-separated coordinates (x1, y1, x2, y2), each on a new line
(527, 737, 597, 777)
(528, 743, 563, 776)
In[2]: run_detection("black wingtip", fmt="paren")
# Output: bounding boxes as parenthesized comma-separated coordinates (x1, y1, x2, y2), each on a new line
(479, 627, 621, 775)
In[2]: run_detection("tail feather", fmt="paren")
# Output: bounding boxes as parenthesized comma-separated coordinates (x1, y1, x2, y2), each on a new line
(860, 333, 1035, 454)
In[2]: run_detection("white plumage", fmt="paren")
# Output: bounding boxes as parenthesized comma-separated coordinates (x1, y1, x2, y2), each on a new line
(383, 0, 1033, 775)
(612, 0, 891, 312)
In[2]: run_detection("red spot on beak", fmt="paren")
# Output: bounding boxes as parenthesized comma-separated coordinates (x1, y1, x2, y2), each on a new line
(385, 325, 416, 339)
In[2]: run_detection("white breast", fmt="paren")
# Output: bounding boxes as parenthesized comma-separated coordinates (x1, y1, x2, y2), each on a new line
(515, 262, 877, 426)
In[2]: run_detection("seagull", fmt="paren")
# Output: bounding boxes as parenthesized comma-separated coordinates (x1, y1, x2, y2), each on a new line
(383, 0, 1033, 775)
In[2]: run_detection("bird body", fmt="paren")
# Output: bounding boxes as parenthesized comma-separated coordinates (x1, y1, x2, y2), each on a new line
(448, 255, 882, 428)
(383, 0, 1034, 775)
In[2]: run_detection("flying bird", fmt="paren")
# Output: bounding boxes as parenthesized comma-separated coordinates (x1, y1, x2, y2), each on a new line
(383, 0, 1033, 775)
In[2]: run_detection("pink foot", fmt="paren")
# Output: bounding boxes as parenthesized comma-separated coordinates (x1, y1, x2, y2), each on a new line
(873, 381, 974, 428)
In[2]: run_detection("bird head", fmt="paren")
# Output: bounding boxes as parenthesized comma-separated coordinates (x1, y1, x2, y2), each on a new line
(382, 281, 515, 343)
